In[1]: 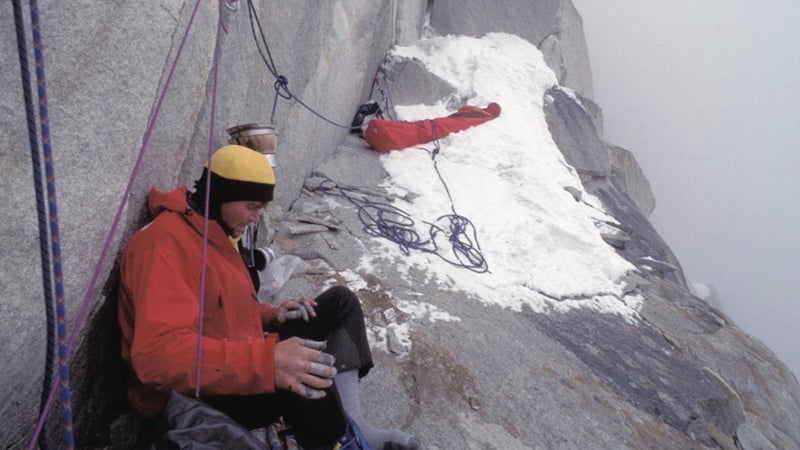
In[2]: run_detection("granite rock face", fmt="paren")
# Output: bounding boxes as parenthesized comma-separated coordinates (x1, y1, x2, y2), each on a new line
(430, 0, 594, 99)
(544, 86, 611, 178)
(543, 85, 672, 283)
(2, 1, 798, 449)
(607, 143, 656, 216)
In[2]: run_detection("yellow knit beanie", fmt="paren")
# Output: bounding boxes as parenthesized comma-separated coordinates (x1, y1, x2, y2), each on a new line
(205, 144, 275, 203)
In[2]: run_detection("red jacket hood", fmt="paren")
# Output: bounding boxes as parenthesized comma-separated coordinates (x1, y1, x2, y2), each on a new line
(145, 185, 241, 251)
(148, 186, 191, 219)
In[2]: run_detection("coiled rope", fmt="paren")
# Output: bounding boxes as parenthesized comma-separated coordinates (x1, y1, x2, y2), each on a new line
(13, 0, 58, 448)
(317, 125, 489, 273)
(27, 1, 205, 448)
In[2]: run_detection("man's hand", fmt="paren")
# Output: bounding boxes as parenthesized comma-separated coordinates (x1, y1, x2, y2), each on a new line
(274, 338, 336, 399)
(274, 297, 317, 325)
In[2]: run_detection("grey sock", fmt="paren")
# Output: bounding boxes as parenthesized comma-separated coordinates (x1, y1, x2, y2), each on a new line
(335, 370, 419, 449)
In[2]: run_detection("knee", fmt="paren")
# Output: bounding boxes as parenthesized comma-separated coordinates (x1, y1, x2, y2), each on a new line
(321, 285, 362, 314)
(331, 285, 357, 301)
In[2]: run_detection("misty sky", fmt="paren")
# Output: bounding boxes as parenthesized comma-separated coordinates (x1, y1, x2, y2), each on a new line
(571, 0, 800, 377)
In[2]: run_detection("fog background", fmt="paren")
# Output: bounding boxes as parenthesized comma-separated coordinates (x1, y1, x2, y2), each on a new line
(572, 0, 800, 377)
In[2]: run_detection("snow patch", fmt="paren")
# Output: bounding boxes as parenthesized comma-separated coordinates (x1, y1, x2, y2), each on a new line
(363, 33, 639, 321)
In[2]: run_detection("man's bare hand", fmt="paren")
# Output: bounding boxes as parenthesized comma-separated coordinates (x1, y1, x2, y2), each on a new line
(274, 337, 336, 399)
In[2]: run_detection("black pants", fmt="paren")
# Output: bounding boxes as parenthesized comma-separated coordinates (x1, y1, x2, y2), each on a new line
(202, 286, 373, 447)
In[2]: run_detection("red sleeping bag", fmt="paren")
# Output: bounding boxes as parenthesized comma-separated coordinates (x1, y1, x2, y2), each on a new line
(364, 102, 501, 152)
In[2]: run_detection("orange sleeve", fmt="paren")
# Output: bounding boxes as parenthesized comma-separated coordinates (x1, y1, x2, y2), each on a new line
(259, 302, 279, 329)
(122, 245, 277, 399)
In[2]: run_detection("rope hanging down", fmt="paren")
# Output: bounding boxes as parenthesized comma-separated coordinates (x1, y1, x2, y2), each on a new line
(316, 127, 489, 274)
(370, 67, 397, 122)
(14, 0, 75, 448)
(13, 0, 58, 448)
(196, 0, 228, 397)
(244, 0, 361, 131)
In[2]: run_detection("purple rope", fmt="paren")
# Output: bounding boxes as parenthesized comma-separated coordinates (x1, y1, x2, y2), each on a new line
(28, 1, 203, 447)
(196, 0, 226, 397)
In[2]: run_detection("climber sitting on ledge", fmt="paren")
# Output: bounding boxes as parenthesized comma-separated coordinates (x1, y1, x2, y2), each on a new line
(117, 144, 419, 449)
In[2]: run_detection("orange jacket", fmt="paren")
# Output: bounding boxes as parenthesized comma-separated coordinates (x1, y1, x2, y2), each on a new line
(118, 186, 279, 418)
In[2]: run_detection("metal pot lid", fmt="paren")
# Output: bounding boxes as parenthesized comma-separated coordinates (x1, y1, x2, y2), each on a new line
(227, 123, 275, 135)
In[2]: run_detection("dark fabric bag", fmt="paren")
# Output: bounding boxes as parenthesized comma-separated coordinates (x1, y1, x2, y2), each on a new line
(152, 391, 372, 450)
(155, 391, 267, 450)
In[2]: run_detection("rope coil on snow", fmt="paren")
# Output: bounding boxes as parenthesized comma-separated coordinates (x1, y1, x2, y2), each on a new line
(317, 176, 488, 273)
(315, 134, 489, 274)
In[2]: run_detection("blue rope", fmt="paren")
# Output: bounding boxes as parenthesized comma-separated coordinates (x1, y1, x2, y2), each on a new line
(23, 0, 75, 448)
(420, 124, 488, 272)
(12, 0, 55, 448)
(316, 133, 489, 274)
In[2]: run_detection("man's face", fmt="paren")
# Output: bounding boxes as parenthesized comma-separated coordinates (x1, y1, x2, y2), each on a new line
(220, 200, 267, 238)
